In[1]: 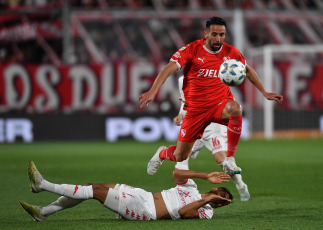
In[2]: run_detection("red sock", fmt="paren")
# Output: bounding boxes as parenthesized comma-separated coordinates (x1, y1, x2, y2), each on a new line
(159, 145, 177, 161)
(227, 115, 242, 157)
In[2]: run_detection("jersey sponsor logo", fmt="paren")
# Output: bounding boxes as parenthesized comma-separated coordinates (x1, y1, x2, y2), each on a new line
(126, 207, 130, 215)
(197, 69, 218, 78)
(73, 185, 79, 195)
(181, 129, 186, 137)
(176, 187, 187, 206)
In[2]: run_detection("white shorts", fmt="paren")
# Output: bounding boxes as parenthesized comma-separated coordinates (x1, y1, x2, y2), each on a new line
(105, 184, 157, 221)
(192, 122, 227, 155)
(175, 123, 227, 170)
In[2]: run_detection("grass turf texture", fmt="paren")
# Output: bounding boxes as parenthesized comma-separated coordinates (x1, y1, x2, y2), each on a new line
(1, 139, 322, 229)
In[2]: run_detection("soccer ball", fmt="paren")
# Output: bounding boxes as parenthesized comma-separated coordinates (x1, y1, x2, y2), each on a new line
(219, 59, 246, 86)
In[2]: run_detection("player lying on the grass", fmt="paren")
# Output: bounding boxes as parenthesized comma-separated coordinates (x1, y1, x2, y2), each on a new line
(20, 161, 233, 221)
(174, 76, 250, 201)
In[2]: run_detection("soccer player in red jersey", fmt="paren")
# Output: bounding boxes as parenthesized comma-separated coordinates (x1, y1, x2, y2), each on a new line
(139, 16, 283, 176)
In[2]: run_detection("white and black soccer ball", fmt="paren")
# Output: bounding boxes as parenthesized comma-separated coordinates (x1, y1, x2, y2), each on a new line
(219, 59, 246, 86)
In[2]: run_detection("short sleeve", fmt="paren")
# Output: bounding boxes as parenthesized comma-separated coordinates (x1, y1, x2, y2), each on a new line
(170, 43, 194, 69)
(197, 204, 214, 219)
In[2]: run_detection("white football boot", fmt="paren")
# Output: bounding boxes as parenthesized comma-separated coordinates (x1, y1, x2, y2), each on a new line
(222, 157, 242, 174)
(147, 146, 167, 175)
(237, 183, 250, 201)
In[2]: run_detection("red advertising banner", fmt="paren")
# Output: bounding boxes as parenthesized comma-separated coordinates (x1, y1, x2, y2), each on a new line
(0, 62, 322, 113)
(0, 62, 180, 113)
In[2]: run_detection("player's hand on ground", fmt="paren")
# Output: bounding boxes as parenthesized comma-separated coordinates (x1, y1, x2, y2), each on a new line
(207, 172, 231, 184)
(139, 91, 155, 108)
(264, 92, 283, 104)
(173, 114, 183, 126)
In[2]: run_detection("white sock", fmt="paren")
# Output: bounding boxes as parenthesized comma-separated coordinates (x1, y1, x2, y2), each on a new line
(175, 158, 190, 170)
(231, 174, 245, 189)
(218, 158, 229, 166)
(40, 179, 93, 199)
(41, 196, 83, 217)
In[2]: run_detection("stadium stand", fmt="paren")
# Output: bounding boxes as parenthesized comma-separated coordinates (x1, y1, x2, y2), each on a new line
(1, 0, 322, 64)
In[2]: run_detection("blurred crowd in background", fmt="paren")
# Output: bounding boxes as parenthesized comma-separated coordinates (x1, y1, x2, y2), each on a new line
(1, 0, 320, 10)
(0, 0, 322, 64)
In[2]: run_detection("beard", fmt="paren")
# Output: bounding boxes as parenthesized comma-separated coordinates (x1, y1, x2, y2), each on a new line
(208, 40, 222, 51)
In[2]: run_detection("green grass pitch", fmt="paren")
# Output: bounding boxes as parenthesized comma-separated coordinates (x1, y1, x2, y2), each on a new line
(1, 139, 322, 229)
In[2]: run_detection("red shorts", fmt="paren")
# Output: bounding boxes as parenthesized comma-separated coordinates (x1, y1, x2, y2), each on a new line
(178, 99, 231, 142)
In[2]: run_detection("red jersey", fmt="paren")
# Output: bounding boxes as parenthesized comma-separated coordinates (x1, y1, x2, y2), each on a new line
(170, 39, 246, 111)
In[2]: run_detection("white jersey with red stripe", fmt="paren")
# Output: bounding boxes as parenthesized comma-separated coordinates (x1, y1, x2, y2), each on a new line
(161, 179, 214, 219)
(171, 39, 246, 111)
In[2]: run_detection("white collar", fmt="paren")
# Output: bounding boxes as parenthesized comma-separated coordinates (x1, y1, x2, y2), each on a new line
(203, 44, 223, 54)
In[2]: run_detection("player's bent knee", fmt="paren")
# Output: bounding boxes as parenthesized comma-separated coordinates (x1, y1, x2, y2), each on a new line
(224, 101, 242, 117)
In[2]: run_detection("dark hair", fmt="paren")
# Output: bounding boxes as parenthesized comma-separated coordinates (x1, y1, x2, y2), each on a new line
(206, 16, 227, 29)
(218, 187, 233, 201)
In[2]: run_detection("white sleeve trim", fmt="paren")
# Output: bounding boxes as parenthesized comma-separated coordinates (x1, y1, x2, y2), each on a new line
(170, 59, 181, 69)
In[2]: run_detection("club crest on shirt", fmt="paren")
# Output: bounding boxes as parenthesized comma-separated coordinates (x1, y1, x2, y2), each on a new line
(181, 129, 186, 137)
(223, 56, 231, 61)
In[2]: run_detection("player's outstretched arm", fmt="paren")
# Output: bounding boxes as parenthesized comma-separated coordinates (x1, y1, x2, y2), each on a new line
(178, 195, 231, 219)
(173, 170, 230, 184)
(246, 64, 283, 104)
(139, 61, 178, 108)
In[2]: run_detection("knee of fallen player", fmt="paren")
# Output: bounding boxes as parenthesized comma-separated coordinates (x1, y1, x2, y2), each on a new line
(92, 184, 111, 203)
